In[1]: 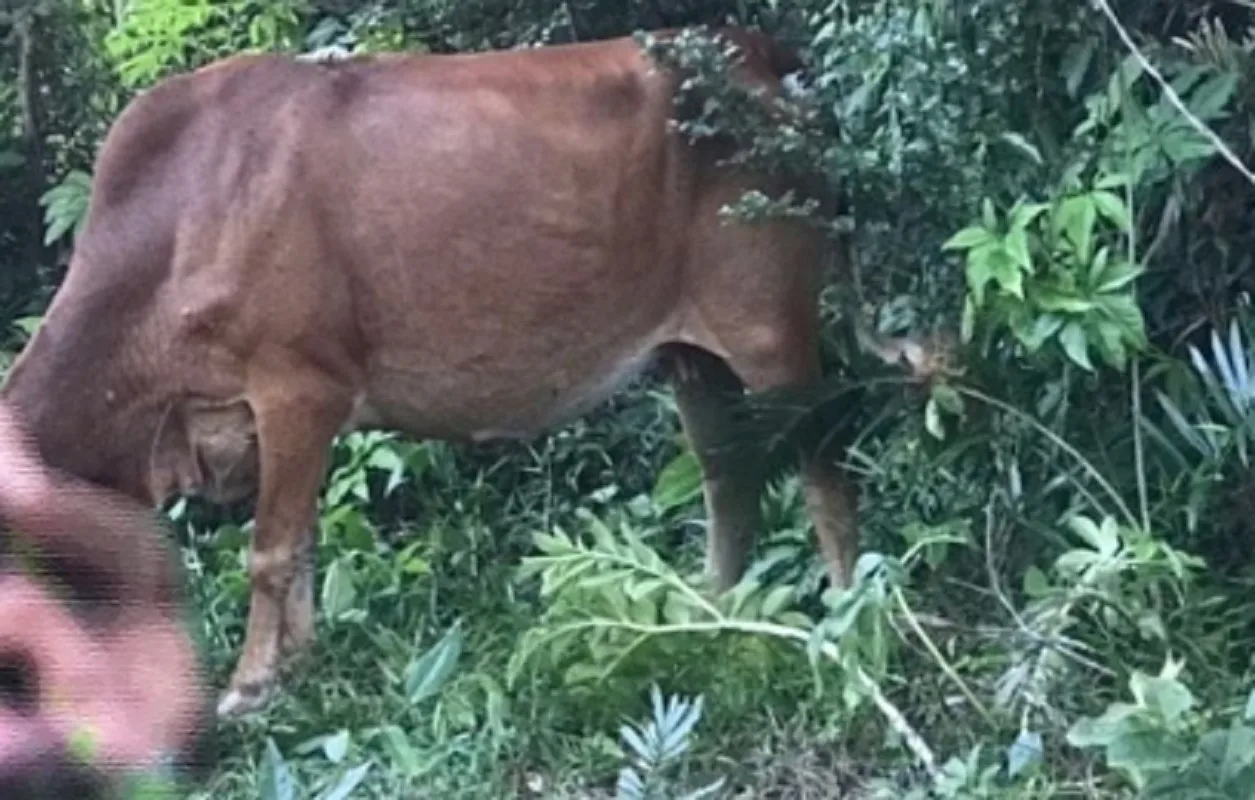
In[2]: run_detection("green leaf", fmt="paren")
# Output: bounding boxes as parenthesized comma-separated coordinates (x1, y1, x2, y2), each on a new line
(1054, 195, 1098, 262)
(965, 242, 1000, 305)
(1059, 321, 1094, 371)
(1129, 670, 1194, 724)
(652, 449, 703, 512)
(1035, 290, 1094, 314)
(321, 730, 349, 764)
(1007, 728, 1043, 778)
(404, 624, 464, 704)
(1096, 172, 1133, 190)
(1004, 227, 1032, 272)
(1188, 70, 1237, 121)
(930, 383, 964, 415)
(258, 739, 296, 800)
(1090, 190, 1131, 232)
(1068, 515, 1118, 557)
(1066, 702, 1140, 749)
(998, 132, 1043, 164)
(760, 585, 795, 617)
(925, 396, 945, 440)
(1008, 200, 1050, 231)
(987, 247, 1024, 298)
(1105, 728, 1193, 778)
(1017, 313, 1064, 352)
(316, 763, 372, 800)
(942, 225, 996, 252)
(1022, 566, 1050, 597)
(320, 557, 358, 618)
(981, 197, 998, 230)
(1095, 259, 1142, 293)
(960, 295, 976, 342)
(377, 725, 421, 776)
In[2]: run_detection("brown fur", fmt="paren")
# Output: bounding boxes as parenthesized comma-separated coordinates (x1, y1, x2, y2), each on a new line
(3, 28, 861, 716)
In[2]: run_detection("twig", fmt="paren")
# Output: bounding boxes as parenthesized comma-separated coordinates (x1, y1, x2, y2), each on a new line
(1091, 0, 1255, 187)
(542, 617, 940, 777)
(892, 585, 996, 727)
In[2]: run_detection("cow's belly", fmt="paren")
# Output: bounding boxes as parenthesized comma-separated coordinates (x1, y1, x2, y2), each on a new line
(352, 328, 670, 442)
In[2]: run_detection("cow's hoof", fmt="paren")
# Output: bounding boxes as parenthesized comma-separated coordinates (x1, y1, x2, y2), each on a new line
(215, 681, 275, 718)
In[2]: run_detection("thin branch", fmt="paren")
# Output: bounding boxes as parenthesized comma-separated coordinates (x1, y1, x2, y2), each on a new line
(541, 617, 940, 777)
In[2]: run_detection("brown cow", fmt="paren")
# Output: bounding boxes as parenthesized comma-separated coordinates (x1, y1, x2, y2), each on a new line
(2, 27, 865, 717)
(0, 402, 213, 796)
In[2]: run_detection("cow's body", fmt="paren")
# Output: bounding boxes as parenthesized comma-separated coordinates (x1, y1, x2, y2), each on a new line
(3, 28, 861, 717)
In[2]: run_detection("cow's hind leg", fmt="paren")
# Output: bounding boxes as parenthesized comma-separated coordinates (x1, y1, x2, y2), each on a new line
(687, 223, 859, 590)
(216, 371, 350, 718)
(727, 338, 858, 591)
(667, 346, 767, 590)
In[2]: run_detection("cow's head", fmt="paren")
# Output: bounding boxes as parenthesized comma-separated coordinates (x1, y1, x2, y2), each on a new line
(0, 403, 215, 797)
(2, 286, 260, 511)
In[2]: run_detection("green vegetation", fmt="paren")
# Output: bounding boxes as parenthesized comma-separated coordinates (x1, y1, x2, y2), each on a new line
(7, 0, 1255, 797)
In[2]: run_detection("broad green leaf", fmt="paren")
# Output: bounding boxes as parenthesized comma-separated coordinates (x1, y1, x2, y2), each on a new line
(317, 763, 372, 800)
(1008, 200, 1050, 231)
(930, 383, 964, 415)
(1059, 321, 1094, 371)
(1067, 515, 1118, 557)
(652, 449, 703, 512)
(960, 295, 976, 342)
(322, 730, 350, 764)
(981, 197, 998, 230)
(404, 624, 464, 704)
(1035, 291, 1094, 313)
(1105, 728, 1193, 780)
(964, 241, 1002, 305)
(1214, 725, 1255, 786)
(1095, 259, 1142, 293)
(925, 396, 944, 439)
(1054, 195, 1098, 262)
(259, 739, 296, 800)
(986, 247, 1023, 298)
(320, 557, 358, 618)
(1129, 670, 1195, 724)
(1091, 190, 1131, 232)
(1004, 227, 1032, 272)
(1188, 70, 1237, 121)
(1022, 566, 1050, 597)
(1016, 313, 1064, 352)
(1007, 728, 1043, 778)
(1066, 702, 1140, 749)
(942, 225, 996, 251)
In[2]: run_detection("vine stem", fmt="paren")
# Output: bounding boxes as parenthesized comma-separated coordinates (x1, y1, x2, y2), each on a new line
(955, 385, 1140, 529)
(892, 586, 996, 728)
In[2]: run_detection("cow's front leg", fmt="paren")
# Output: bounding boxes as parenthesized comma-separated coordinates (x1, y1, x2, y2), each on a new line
(280, 530, 316, 656)
(216, 375, 349, 718)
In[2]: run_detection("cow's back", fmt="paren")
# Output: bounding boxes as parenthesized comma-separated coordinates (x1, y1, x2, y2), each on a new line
(141, 32, 812, 440)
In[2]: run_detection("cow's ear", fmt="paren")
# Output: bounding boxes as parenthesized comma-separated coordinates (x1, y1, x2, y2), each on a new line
(148, 404, 202, 504)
